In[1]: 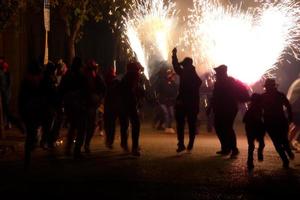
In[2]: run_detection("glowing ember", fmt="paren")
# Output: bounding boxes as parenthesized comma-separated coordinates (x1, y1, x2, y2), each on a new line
(186, 0, 300, 84)
(124, 0, 178, 78)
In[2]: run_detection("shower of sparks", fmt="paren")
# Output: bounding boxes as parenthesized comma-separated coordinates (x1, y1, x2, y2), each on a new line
(124, 0, 178, 78)
(186, 0, 300, 85)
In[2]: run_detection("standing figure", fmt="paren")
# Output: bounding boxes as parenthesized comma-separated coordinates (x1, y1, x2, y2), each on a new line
(40, 61, 59, 149)
(172, 48, 202, 153)
(119, 62, 143, 156)
(208, 65, 249, 158)
(0, 57, 12, 129)
(103, 68, 121, 149)
(81, 60, 106, 153)
(156, 68, 178, 133)
(243, 93, 265, 170)
(59, 57, 86, 157)
(19, 61, 45, 168)
(261, 78, 295, 168)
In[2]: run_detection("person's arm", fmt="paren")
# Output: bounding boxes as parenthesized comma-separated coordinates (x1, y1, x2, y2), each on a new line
(172, 48, 182, 75)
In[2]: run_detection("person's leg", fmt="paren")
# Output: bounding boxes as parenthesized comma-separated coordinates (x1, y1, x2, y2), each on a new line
(160, 104, 169, 129)
(187, 111, 198, 151)
(65, 121, 76, 155)
(168, 105, 175, 129)
(280, 122, 295, 160)
(84, 108, 97, 153)
(74, 116, 86, 158)
(24, 122, 39, 169)
(175, 105, 186, 152)
(246, 126, 255, 169)
(104, 111, 116, 148)
(40, 111, 54, 149)
(257, 130, 265, 161)
(51, 109, 63, 145)
(130, 108, 141, 156)
(119, 112, 129, 151)
(225, 110, 239, 157)
(214, 115, 230, 154)
(267, 125, 290, 168)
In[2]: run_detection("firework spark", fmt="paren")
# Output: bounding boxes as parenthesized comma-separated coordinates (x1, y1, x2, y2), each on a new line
(124, 0, 178, 78)
(186, 0, 300, 84)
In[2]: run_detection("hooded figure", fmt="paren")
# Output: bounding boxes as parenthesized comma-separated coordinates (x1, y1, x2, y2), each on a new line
(172, 48, 202, 153)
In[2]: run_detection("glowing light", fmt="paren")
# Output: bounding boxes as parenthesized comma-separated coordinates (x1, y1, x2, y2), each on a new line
(124, 0, 178, 78)
(186, 0, 300, 84)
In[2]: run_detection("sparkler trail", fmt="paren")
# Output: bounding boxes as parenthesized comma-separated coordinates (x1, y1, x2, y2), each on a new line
(124, 0, 178, 78)
(186, 0, 300, 85)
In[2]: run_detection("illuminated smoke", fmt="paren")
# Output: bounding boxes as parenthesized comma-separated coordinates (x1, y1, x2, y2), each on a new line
(124, 0, 178, 78)
(185, 0, 300, 84)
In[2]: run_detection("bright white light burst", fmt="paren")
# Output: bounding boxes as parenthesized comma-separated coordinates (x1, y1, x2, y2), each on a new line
(124, 0, 178, 78)
(187, 0, 300, 84)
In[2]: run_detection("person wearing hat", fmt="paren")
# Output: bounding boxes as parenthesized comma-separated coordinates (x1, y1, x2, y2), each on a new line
(172, 48, 202, 153)
(261, 78, 295, 168)
(118, 62, 144, 156)
(208, 64, 249, 158)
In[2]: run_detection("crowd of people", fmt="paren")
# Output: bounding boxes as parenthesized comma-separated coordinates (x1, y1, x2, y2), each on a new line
(1, 48, 299, 170)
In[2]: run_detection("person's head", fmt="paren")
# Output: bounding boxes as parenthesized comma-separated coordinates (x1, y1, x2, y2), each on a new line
(126, 62, 141, 82)
(56, 59, 67, 75)
(70, 57, 83, 72)
(264, 78, 277, 92)
(86, 59, 99, 72)
(28, 60, 42, 75)
(214, 64, 228, 79)
(127, 62, 141, 74)
(180, 57, 193, 69)
(45, 61, 56, 75)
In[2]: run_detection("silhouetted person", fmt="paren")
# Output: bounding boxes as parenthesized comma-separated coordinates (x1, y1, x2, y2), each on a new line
(49, 59, 68, 144)
(243, 93, 265, 170)
(261, 78, 295, 168)
(152, 68, 167, 130)
(59, 57, 86, 157)
(172, 48, 202, 152)
(119, 62, 143, 156)
(81, 59, 106, 153)
(0, 57, 12, 129)
(208, 65, 249, 158)
(39, 61, 59, 149)
(104, 68, 121, 149)
(156, 68, 177, 133)
(19, 61, 44, 168)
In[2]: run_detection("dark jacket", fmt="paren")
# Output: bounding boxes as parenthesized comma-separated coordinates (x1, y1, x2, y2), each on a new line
(261, 91, 292, 123)
(211, 77, 249, 115)
(172, 54, 202, 111)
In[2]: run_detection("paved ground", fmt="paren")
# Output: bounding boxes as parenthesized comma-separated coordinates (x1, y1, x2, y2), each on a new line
(0, 123, 300, 199)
